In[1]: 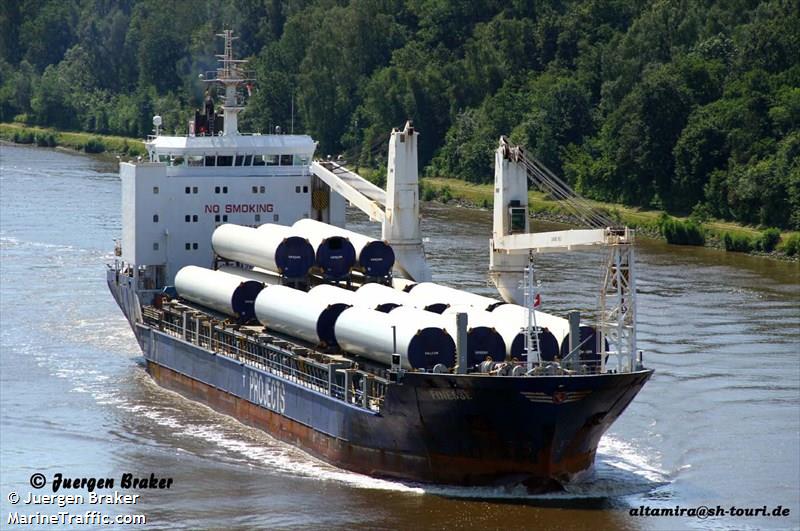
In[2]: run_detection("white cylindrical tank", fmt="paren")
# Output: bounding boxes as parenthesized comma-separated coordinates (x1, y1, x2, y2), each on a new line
(334, 306, 455, 370)
(405, 282, 506, 313)
(392, 278, 417, 292)
(212, 223, 315, 278)
(307, 284, 358, 306)
(440, 305, 508, 364)
(289, 219, 356, 280)
(386, 305, 453, 332)
(354, 282, 420, 312)
(490, 304, 570, 343)
(489, 304, 568, 361)
(254, 285, 350, 348)
(293, 219, 395, 277)
(217, 265, 283, 286)
(174, 266, 264, 321)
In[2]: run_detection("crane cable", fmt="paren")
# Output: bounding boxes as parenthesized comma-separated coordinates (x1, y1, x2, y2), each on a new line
(516, 151, 617, 229)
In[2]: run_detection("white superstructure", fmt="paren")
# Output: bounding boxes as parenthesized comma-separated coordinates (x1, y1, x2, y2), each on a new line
(118, 31, 345, 289)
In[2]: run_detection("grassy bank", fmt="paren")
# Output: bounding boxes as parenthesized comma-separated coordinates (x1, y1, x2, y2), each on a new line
(0, 123, 146, 156)
(3, 122, 796, 259)
(422, 177, 800, 260)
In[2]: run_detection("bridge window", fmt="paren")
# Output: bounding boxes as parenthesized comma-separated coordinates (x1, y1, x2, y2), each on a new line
(266, 155, 278, 166)
(205, 156, 216, 166)
(188, 155, 203, 167)
(218, 155, 233, 167)
(253, 155, 265, 166)
(280, 154, 293, 166)
(244, 155, 252, 165)
(158, 154, 170, 163)
(294, 155, 309, 166)
(235, 155, 245, 166)
(172, 156, 184, 166)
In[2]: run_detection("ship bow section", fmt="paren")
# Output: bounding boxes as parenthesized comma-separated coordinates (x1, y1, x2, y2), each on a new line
(388, 370, 653, 486)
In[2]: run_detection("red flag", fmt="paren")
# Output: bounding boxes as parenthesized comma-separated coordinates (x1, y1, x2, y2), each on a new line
(533, 294, 541, 308)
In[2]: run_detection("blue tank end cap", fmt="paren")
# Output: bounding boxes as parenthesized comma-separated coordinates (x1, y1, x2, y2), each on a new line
(406, 328, 456, 370)
(465, 327, 507, 366)
(231, 280, 266, 322)
(316, 236, 356, 280)
(510, 328, 559, 362)
(358, 240, 395, 277)
(274, 236, 316, 279)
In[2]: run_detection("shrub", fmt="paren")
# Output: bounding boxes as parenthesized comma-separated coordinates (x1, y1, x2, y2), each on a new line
(723, 232, 754, 252)
(84, 137, 106, 153)
(659, 215, 705, 245)
(689, 202, 712, 223)
(35, 132, 56, 147)
(13, 130, 34, 144)
(757, 228, 781, 252)
(779, 233, 800, 256)
(440, 185, 453, 203)
(421, 182, 436, 201)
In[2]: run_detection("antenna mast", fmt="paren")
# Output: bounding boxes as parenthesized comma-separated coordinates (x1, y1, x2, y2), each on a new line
(202, 30, 253, 136)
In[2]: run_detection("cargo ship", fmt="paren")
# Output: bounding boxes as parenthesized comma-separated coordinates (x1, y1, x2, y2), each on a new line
(107, 31, 652, 490)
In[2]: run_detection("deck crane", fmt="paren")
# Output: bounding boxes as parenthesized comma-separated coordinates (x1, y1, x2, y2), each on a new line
(309, 121, 431, 282)
(490, 137, 638, 373)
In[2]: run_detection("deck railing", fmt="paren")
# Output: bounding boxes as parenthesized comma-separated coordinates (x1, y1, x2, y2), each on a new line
(142, 304, 387, 411)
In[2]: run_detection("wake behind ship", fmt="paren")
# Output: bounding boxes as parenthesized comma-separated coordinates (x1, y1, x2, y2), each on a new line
(107, 31, 652, 490)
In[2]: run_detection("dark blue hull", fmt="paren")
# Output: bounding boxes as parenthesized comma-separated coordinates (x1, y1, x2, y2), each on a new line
(133, 321, 651, 487)
(109, 270, 652, 487)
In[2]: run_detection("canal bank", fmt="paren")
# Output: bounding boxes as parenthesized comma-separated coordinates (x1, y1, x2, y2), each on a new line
(2, 121, 797, 260)
(419, 176, 800, 261)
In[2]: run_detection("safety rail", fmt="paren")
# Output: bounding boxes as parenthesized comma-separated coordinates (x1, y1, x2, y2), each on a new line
(142, 304, 388, 411)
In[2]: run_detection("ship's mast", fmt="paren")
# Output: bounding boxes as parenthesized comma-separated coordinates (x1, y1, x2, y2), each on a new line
(203, 30, 252, 136)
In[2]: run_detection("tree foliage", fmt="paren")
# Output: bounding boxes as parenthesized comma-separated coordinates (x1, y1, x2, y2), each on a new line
(1, 0, 798, 228)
